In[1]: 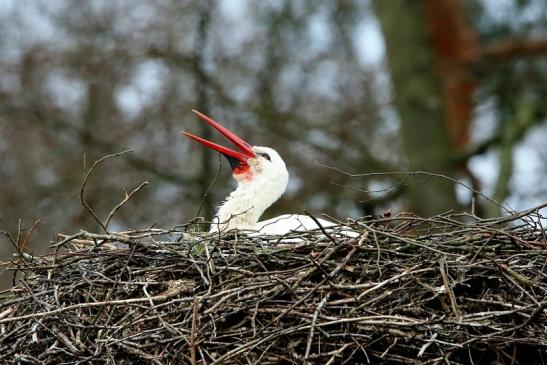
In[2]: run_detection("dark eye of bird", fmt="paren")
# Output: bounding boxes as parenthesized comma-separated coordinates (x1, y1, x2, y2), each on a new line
(259, 152, 271, 161)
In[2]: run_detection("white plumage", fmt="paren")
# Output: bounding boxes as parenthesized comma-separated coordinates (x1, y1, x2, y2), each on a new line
(183, 110, 353, 236)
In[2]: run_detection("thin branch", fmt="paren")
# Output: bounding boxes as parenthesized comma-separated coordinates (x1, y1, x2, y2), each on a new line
(80, 149, 134, 233)
(304, 210, 336, 244)
(316, 162, 511, 215)
(18, 218, 42, 252)
(105, 181, 149, 230)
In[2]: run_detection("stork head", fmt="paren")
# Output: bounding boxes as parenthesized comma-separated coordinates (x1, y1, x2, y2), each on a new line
(182, 110, 289, 194)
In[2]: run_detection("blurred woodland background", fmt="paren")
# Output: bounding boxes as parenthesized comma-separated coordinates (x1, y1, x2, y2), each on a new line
(1, 0, 547, 287)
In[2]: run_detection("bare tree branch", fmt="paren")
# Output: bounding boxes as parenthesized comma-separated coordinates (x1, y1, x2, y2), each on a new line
(80, 150, 134, 233)
(105, 181, 149, 230)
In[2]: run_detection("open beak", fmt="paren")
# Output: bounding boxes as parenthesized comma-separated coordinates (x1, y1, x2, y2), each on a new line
(182, 110, 256, 171)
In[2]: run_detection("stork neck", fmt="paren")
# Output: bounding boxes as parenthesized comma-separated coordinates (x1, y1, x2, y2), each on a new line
(212, 178, 281, 232)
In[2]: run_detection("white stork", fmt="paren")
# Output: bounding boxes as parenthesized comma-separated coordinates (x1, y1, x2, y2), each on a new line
(182, 110, 351, 235)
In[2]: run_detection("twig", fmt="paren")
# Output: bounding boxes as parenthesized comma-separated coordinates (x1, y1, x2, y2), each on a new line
(18, 218, 42, 252)
(190, 297, 199, 365)
(0, 287, 190, 324)
(439, 256, 460, 321)
(304, 210, 336, 244)
(315, 162, 511, 214)
(105, 181, 149, 230)
(305, 293, 330, 360)
(80, 150, 134, 233)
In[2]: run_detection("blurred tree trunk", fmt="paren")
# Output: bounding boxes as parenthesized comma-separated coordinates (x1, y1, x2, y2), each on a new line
(72, 69, 118, 229)
(373, 0, 460, 216)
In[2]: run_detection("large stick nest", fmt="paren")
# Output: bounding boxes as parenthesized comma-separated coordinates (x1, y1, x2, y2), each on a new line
(1, 207, 547, 364)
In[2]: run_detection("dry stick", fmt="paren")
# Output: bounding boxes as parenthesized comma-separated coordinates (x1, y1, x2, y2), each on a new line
(212, 315, 424, 365)
(52, 231, 140, 248)
(90, 242, 139, 345)
(18, 218, 42, 252)
(458, 305, 542, 348)
(259, 278, 327, 335)
(51, 231, 87, 248)
(52, 324, 81, 355)
(301, 343, 354, 361)
(499, 270, 540, 306)
(360, 223, 448, 255)
(0, 308, 13, 320)
(0, 230, 18, 254)
(370, 230, 382, 275)
(329, 232, 368, 278)
(325, 343, 352, 365)
(291, 242, 344, 290)
(482, 200, 547, 225)
(315, 162, 511, 215)
(0, 287, 190, 325)
(202, 282, 277, 315)
(470, 236, 494, 264)
(479, 252, 541, 304)
(19, 280, 51, 312)
(498, 262, 539, 287)
(80, 149, 134, 233)
(196, 153, 223, 218)
(304, 210, 337, 244)
(190, 297, 199, 365)
(0, 231, 31, 271)
(355, 265, 423, 302)
(15, 219, 22, 253)
(105, 181, 149, 230)
(439, 256, 460, 321)
(380, 337, 398, 358)
(305, 293, 331, 360)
